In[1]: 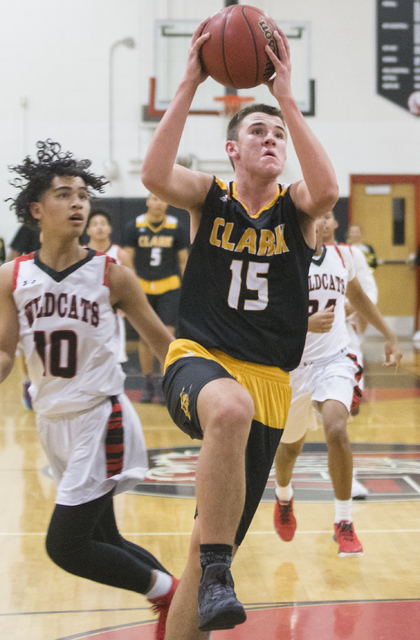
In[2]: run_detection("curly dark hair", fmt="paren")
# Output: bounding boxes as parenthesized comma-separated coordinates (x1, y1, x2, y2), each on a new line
(7, 139, 109, 228)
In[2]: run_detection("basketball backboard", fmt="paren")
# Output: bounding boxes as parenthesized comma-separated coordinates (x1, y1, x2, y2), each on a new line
(143, 19, 314, 120)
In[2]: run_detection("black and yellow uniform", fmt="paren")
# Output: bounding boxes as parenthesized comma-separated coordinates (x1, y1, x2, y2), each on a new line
(123, 212, 189, 294)
(123, 212, 189, 327)
(358, 242, 377, 270)
(178, 178, 313, 370)
(163, 178, 315, 545)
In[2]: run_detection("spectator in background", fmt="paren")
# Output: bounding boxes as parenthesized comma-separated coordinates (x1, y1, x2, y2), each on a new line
(123, 193, 189, 404)
(347, 223, 378, 271)
(86, 209, 133, 364)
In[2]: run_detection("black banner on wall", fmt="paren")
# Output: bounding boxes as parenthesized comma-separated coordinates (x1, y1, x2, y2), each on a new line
(377, 0, 420, 115)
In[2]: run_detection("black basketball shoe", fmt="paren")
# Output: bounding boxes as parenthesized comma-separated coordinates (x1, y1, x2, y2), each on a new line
(198, 563, 246, 632)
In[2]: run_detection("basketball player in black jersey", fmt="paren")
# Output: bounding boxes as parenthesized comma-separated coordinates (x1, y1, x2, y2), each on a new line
(142, 23, 339, 639)
(123, 193, 189, 404)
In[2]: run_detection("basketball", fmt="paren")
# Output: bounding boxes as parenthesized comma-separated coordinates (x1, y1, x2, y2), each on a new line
(199, 5, 278, 89)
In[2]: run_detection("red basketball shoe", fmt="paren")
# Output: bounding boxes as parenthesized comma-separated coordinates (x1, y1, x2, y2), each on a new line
(149, 576, 180, 640)
(333, 521, 364, 557)
(274, 496, 297, 542)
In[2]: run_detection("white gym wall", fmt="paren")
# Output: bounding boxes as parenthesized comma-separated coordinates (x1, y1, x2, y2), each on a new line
(0, 0, 419, 248)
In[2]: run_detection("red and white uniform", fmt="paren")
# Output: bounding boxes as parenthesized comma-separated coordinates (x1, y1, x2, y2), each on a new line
(304, 243, 355, 361)
(105, 244, 127, 363)
(105, 244, 121, 263)
(282, 244, 362, 444)
(13, 249, 124, 415)
(12, 249, 147, 504)
(340, 243, 377, 377)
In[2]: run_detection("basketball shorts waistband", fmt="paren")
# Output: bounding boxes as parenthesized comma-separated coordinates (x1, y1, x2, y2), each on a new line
(165, 339, 289, 381)
(301, 346, 347, 367)
(164, 339, 291, 430)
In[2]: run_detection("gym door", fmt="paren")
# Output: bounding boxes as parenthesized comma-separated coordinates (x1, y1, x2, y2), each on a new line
(350, 179, 418, 318)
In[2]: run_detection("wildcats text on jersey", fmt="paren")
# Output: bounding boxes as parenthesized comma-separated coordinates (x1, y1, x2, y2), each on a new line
(24, 292, 99, 328)
(209, 218, 289, 256)
(303, 244, 355, 362)
(308, 273, 345, 295)
(13, 250, 125, 416)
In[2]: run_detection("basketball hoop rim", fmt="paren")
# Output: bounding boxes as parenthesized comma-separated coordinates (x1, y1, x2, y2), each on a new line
(214, 95, 255, 115)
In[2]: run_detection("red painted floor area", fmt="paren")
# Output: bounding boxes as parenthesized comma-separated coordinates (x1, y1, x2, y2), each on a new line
(363, 387, 420, 401)
(78, 600, 420, 640)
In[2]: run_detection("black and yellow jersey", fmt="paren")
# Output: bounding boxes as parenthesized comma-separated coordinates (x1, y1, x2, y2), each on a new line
(123, 213, 189, 283)
(177, 177, 314, 371)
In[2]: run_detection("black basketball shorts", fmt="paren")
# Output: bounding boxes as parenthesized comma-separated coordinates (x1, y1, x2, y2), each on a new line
(163, 341, 285, 545)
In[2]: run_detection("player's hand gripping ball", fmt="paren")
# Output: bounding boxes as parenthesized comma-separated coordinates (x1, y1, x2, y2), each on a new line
(200, 4, 278, 89)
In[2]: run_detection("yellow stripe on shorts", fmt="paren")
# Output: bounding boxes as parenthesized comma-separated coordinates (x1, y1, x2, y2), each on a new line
(164, 339, 291, 430)
(139, 274, 181, 294)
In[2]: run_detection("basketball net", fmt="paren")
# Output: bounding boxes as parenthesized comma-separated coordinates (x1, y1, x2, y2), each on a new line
(214, 95, 255, 130)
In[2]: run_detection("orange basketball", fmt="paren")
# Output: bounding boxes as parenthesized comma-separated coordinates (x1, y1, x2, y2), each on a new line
(200, 5, 278, 89)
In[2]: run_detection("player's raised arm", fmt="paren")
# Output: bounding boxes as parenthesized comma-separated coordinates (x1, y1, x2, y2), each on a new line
(108, 263, 174, 368)
(265, 29, 339, 218)
(141, 21, 213, 214)
(0, 263, 19, 382)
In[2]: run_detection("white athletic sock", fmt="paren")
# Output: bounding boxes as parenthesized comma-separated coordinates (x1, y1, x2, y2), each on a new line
(146, 570, 173, 600)
(276, 483, 293, 502)
(334, 498, 352, 524)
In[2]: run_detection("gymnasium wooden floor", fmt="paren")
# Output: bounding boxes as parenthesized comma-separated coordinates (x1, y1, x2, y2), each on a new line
(1, 337, 420, 640)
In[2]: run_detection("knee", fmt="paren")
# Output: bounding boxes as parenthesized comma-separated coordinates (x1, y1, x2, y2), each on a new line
(278, 439, 304, 462)
(206, 393, 254, 440)
(324, 421, 349, 448)
(45, 526, 68, 569)
(218, 392, 254, 426)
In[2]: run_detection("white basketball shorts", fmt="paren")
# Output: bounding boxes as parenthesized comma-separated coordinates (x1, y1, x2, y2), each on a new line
(36, 393, 148, 506)
(281, 350, 360, 444)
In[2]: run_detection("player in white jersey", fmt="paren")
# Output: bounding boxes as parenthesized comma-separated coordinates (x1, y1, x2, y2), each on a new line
(0, 140, 179, 640)
(323, 210, 379, 498)
(86, 209, 132, 363)
(273, 214, 401, 556)
(323, 210, 378, 393)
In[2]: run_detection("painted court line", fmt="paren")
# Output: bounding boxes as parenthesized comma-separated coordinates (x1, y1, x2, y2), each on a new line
(2, 528, 420, 536)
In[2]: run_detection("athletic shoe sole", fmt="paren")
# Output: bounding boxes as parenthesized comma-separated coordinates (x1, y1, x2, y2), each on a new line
(199, 606, 246, 632)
